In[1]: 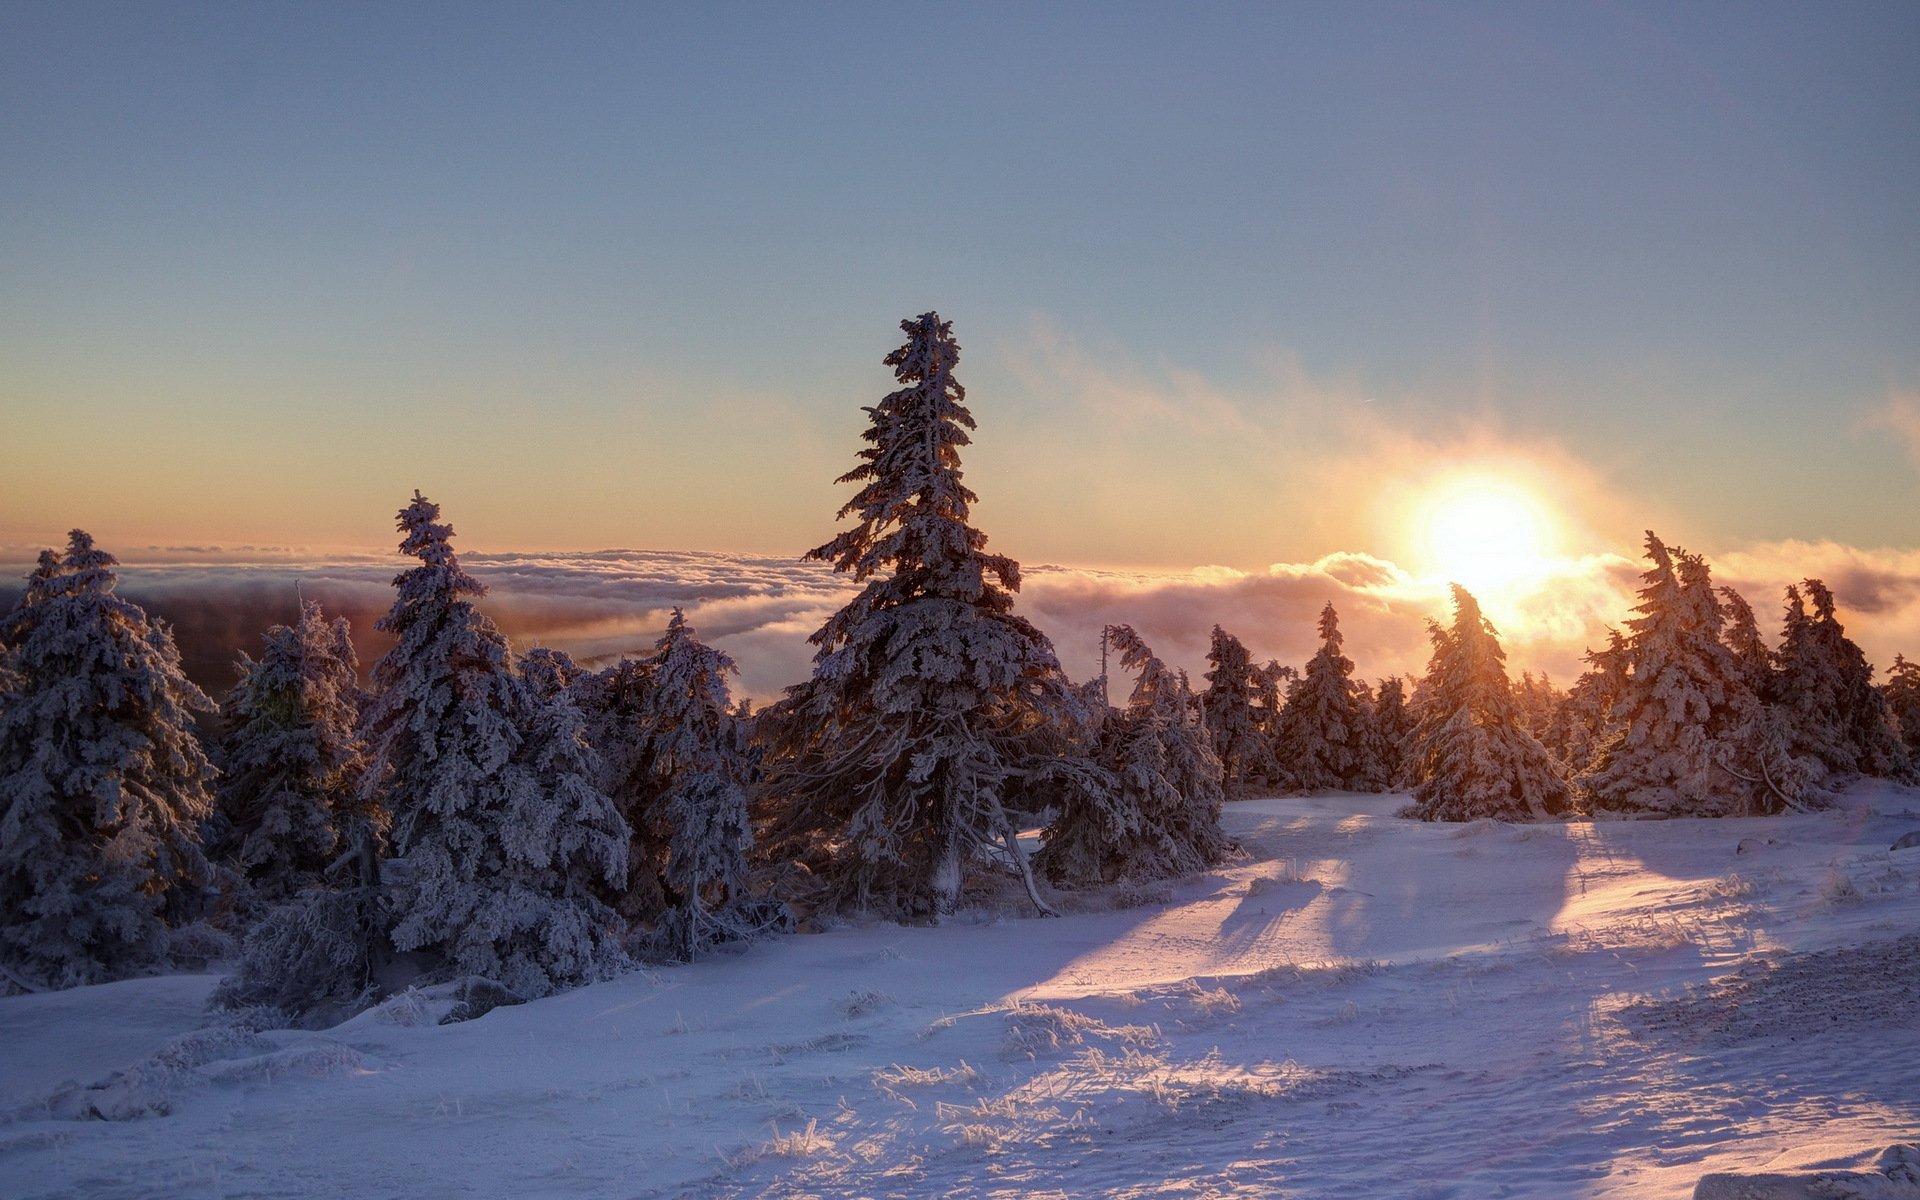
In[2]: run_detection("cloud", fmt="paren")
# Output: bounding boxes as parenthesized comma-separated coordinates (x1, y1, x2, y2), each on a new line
(7, 533, 1920, 708)
(1863, 392, 1920, 469)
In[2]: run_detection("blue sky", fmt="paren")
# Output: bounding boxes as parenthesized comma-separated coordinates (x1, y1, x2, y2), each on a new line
(4, 1, 1917, 573)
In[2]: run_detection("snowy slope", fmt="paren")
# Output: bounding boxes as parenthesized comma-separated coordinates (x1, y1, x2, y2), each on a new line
(3, 788, 1918, 1199)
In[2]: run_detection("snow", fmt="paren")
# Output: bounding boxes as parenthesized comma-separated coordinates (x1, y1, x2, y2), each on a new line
(5, 786, 1919, 1199)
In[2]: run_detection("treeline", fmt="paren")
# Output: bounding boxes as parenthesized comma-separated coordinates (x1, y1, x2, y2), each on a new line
(2, 312, 1914, 1020)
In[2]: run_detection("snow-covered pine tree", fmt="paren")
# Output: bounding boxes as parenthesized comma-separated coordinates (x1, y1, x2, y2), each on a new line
(571, 654, 670, 921)
(762, 312, 1084, 918)
(358, 492, 628, 997)
(1513, 672, 1562, 741)
(1201, 625, 1267, 797)
(1543, 630, 1628, 775)
(1358, 676, 1414, 790)
(1718, 587, 1776, 700)
(1272, 604, 1366, 792)
(1578, 534, 1789, 816)
(519, 646, 584, 702)
(1883, 654, 1920, 761)
(1036, 625, 1227, 885)
(1405, 585, 1572, 821)
(1775, 580, 1909, 781)
(0, 532, 216, 992)
(627, 610, 771, 958)
(213, 600, 371, 906)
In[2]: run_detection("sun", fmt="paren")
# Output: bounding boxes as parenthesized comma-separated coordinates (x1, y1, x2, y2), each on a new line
(1414, 475, 1559, 597)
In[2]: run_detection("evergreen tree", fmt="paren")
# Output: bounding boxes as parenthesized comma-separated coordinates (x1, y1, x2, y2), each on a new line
(1406, 586, 1572, 821)
(0, 532, 216, 992)
(629, 610, 768, 958)
(572, 653, 676, 923)
(1036, 626, 1227, 885)
(1882, 654, 1920, 761)
(1578, 534, 1794, 816)
(762, 313, 1081, 917)
(519, 646, 584, 702)
(1359, 676, 1414, 790)
(359, 492, 627, 996)
(1513, 672, 1562, 741)
(1544, 630, 1628, 775)
(1273, 604, 1366, 791)
(1200, 625, 1267, 797)
(1775, 580, 1908, 781)
(1718, 587, 1777, 700)
(213, 600, 371, 905)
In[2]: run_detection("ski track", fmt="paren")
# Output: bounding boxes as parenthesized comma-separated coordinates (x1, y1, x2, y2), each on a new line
(3, 789, 1919, 1199)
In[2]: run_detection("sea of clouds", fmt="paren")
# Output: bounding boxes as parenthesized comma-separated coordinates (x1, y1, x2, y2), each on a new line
(7, 537, 1920, 707)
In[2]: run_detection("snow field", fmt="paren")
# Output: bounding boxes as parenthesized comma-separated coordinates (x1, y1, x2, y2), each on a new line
(4, 787, 1918, 1199)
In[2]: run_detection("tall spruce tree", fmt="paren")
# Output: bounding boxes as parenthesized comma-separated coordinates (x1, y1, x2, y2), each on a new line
(1406, 586, 1572, 821)
(359, 492, 627, 996)
(214, 600, 370, 905)
(0, 532, 216, 992)
(763, 313, 1082, 917)
(1273, 604, 1366, 791)
(1037, 626, 1227, 885)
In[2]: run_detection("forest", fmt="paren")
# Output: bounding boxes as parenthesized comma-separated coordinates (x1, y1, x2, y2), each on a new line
(3, 312, 1916, 1022)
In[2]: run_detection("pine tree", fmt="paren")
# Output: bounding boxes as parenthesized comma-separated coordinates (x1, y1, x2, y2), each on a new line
(212, 600, 370, 906)
(1513, 672, 1562, 741)
(0, 532, 216, 992)
(359, 492, 628, 996)
(1036, 626, 1227, 885)
(629, 610, 770, 958)
(1775, 580, 1908, 781)
(1406, 586, 1572, 821)
(1578, 534, 1793, 816)
(1273, 604, 1366, 792)
(762, 313, 1083, 918)
(1200, 625, 1266, 797)
(519, 646, 584, 702)
(1358, 676, 1414, 790)
(1544, 630, 1628, 775)
(1883, 654, 1920, 761)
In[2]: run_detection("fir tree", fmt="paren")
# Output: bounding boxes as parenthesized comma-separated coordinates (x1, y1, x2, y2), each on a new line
(1273, 604, 1366, 791)
(1359, 676, 1414, 790)
(1200, 625, 1268, 797)
(1406, 586, 1572, 821)
(213, 600, 371, 905)
(519, 646, 584, 702)
(1775, 580, 1908, 781)
(1544, 630, 1628, 775)
(359, 492, 627, 996)
(1036, 626, 1227, 885)
(1882, 654, 1920, 761)
(1578, 534, 1794, 816)
(762, 313, 1082, 918)
(0, 532, 216, 992)
(630, 611, 769, 958)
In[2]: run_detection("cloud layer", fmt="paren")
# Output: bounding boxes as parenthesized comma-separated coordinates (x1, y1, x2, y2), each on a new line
(10, 531, 1920, 710)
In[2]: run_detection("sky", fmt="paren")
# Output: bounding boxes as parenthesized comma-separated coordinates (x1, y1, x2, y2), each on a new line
(4, 2, 1919, 692)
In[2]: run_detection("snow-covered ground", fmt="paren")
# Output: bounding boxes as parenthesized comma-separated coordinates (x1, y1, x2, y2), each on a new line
(4, 788, 1918, 1199)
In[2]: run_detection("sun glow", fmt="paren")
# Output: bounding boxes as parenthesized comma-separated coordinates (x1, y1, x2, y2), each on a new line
(1414, 475, 1561, 598)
